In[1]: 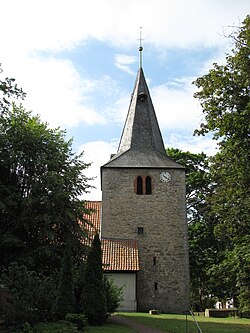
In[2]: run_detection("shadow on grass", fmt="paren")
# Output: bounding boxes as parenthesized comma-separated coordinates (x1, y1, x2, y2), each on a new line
(118, 313, 250, 333)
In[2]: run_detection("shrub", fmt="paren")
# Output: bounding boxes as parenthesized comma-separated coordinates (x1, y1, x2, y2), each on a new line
(21, 322, 34, 333)
(0, 263, 57, 327)
(104, 276, 123, 313)
(1, 263, 40, 326)
(66, 313, 88, 330)
(32, 321, 79, 333)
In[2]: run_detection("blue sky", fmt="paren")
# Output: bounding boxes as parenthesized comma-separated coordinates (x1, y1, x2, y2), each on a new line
(1, 0, 249, 200)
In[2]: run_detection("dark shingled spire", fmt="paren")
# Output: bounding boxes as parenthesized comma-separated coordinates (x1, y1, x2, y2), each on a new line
(102, 67, 184, 169)
(117, 68, 166, 155)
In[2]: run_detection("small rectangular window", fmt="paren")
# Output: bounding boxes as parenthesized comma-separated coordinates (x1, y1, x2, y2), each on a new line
(154, 282, 158, 291)
(137, 227, 144, 235)
(153, 257, 157, 266)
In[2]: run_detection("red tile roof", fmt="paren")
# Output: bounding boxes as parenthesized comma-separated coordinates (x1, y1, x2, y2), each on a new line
(83, 201, 139, 272)
(83, 201, 101, 243)
(102, 238, 139, 271)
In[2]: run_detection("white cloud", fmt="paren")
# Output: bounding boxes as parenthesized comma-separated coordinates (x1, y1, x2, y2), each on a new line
(115, 63, 135, 75)
(79, 140, 118, 201)
(166, 133, 218, 156)
(2, 0, 249, 54)
(152, 77, 203, 131)
(1, 0, 248, 129)
(115, 54, 137, 65)
(114, 54, 137, 75)
(15, 56, 106, 128)
(104, 94, 130, 124)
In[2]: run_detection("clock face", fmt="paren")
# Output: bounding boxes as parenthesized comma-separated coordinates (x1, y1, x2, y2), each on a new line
(160, 171, 171, 182)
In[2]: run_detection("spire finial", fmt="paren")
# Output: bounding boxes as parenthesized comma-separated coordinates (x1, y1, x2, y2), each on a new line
(138, 27, 143, 68)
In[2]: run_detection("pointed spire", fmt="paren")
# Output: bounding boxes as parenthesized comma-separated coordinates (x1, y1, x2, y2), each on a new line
(102, 45, 184, 169)
(117, 68, 166, 155)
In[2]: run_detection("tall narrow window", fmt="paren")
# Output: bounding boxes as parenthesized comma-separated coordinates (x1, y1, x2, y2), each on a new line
(153, 256, 157, 266)
(137, 176, 143, 194)
(146, 176, 152, 194)
(154, 282, 158, 291)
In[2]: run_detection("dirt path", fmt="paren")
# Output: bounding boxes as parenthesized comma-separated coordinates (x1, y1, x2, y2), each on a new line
(110, 314, 168, 333)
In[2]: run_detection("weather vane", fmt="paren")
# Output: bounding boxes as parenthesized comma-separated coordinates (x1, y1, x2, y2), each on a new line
(138, 27, 143, 68)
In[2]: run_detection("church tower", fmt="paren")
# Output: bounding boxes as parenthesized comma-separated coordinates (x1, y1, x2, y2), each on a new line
(101, 58, 190, 313)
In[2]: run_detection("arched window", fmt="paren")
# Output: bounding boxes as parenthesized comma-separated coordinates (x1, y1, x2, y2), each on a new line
(135, 175, 153, 195)
(137, 176, 143, 194)
(146, 176, 152, 194)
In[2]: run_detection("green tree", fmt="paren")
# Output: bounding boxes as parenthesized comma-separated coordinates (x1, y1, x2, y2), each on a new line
(0, 105, 92, 274)
(54, 241, 75, 319)
(81, 234, 107, 325)
(166, 148, 210, 224)
(166, 148, 218, 310)
(193, 16, 250, 240)
(0, 64, 26, 114)
(0, 262, 57, 326)
(0, 262, 39, 326)
(193, 15, 250, 313)
(73, 263, 86, 314)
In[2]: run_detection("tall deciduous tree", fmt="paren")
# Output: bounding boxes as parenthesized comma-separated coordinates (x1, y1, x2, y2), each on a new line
(166, 148, 218, 310)
(166, 148, 210, 224)
(0, 64, 26, 114)
(193, 15, 250, 313)
(0, 105, 92, 274)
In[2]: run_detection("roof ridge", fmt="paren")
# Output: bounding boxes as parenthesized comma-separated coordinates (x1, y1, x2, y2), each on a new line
(102, 237, 138, 242)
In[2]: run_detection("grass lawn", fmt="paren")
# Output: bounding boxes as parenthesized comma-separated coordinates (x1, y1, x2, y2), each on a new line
(85, 321, 135, 333)
(118, 312, 250, 333)
(13, 313, 250, 333)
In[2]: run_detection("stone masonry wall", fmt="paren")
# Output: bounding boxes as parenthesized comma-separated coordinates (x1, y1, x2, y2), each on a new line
(101, 166, 190, 313)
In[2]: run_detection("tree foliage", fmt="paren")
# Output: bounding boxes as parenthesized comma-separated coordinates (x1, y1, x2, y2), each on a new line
(166, 148, 210, 223)
(193, 15, 250, 313)
(0, 262, 57, 326)
(54, 241, 75, 319)
(0, 64, 26, 114)
(0, 105, 92, 274)
(81, 234, 107, 325)
(0, 67, 122, 328)
(166, 148, 218, 310)
(104, 276, 123, 313)
(193, 15, 250, 240)
(0, 67, 117, 328)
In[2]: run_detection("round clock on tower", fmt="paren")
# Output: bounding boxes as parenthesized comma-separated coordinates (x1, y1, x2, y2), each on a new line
(160, 171, 171, 182)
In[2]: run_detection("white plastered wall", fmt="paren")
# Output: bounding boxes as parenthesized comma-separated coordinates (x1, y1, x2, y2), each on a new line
(105, 272, 137, 312)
